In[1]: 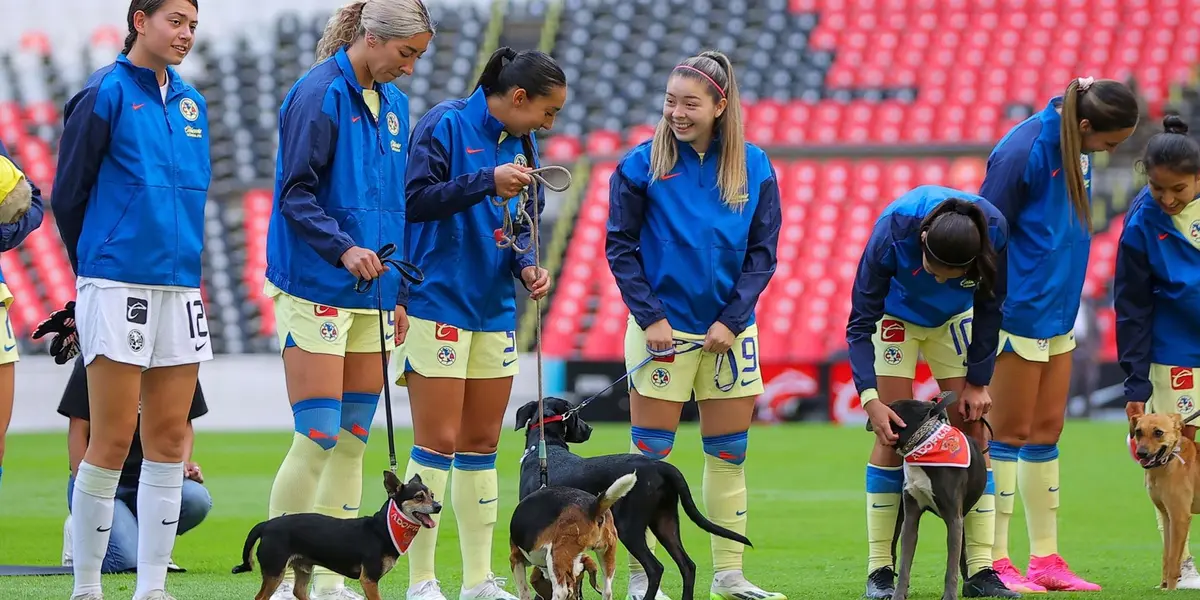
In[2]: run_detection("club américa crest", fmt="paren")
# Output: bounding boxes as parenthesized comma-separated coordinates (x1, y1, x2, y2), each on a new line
(179, 98, 199, 122)
(650, 367, 670, 388)
(437, 346, 456, 366)
(882, 345, 903, 366)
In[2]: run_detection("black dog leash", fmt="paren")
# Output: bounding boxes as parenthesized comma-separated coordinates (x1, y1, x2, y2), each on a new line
(354, 243, 425, 473)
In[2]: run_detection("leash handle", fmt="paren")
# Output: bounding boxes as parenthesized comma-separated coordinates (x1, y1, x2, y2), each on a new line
(353, 243, 425, 294)
(564, 339, 704, 418)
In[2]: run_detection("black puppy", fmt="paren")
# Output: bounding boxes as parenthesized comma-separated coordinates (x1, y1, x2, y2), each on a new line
(232, 471, 440, 600)
(867, 393, 987, 600)
(515, 397, 753, 600)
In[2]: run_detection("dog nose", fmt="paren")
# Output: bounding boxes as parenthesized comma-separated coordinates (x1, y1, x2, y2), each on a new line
(431, 502, 442, 513)
(1136, 448, 1151, 460)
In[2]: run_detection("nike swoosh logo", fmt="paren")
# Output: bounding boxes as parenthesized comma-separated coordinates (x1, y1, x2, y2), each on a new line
(661, 172, 681, 180)
(502, 358, 517, 367)
(96, 525, 111, 532)
(352, 116, 361, 123)
(912, 268, 921, 276)
(736, 509, 747, 516)
(1048, 487, 1059, 492)
(194, 342, 207, 351)
(974, 508, 995, 513)
(132, 103, 144, 110)
(871, 503, 893, 509)
(1051, 168, 1061, 177)
(1160, 233, 1170, 240)
(161, 519, 179, 526)
(999, 491, 1014, 497)
(3, 343, 14, 352)
(343, 504, 359, 511)
(740, 378, 760, 386)
(479, 498, 498, 504)
(466, 148, 484, 154)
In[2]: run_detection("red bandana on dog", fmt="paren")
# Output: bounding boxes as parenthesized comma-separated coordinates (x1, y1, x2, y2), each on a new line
(903, 423, 971, 468)
(386, 500, 422, 555)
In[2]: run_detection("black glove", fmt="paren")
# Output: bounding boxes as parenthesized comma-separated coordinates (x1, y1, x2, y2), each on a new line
(31, 301, 80, 365)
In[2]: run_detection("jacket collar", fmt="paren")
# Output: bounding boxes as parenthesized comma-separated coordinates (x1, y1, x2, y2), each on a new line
(332, 47, 380, 94)
(1040, 96, 1064, 144)
(116, 53, 185, 100)
(463, 86, 507, 141)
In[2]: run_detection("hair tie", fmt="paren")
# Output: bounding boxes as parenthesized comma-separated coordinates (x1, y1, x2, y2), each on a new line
(1076, 76, 1095, 92)
(674, 65, 726, 98)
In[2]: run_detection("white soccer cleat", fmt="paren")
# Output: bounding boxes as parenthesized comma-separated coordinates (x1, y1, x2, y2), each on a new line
(134, 592, 177, 600)
(627, 572, 673, 600)
(269, 581, 296, 600)
(710, 570, 786, 600)
(312, 587, 365, 600)
(460, 574, 518, 600)
(1178, 556, 1200, 589)
(69, 594, 103, 600)
(408, 579, 448, 600)
(62, 516, 73, 567)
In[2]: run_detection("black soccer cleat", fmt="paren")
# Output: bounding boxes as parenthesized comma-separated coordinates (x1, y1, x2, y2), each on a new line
(864, 566, 896, 599)
(964, 567, 1022, 598)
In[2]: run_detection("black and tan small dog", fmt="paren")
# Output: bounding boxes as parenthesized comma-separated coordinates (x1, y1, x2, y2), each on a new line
(867, 393, 986, 600)
(232, 471, 440, 600)
(509, 472, 638, 600)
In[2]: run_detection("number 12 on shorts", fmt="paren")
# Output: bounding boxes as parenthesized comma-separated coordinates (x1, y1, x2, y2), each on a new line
(185, 299, 209, 351)
(948, 317, 973, 356)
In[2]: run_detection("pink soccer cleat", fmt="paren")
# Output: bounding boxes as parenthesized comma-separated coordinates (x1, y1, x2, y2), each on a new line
(1027, 554, 1102, 592)
(992, 558, 1048, 593)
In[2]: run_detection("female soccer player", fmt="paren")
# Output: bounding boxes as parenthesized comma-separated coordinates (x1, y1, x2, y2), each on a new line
(397, 46, 565, 600)
(261, 2, 432, 599)
(980, 77, 1139, 593)
(845, 186, 1014, 599)
(605, 51, 783, 600)
(52, 1, 208, 598)
(0, 141, 45, 491)
(1115, 114, 1200, 589)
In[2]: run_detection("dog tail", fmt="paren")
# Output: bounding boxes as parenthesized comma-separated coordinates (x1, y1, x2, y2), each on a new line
(593, 471, 638, 519)
(231, 521, 267, 574)
(660, 462, 753, 548)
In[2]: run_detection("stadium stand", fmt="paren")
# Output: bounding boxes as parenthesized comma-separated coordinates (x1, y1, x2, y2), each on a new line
(0, 0, 1193, 366)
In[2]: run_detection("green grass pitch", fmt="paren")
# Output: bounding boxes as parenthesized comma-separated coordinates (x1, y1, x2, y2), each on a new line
(0, 420, 1178, 598)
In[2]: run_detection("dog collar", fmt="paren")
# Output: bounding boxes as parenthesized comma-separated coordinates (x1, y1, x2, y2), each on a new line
(898, 416, 944, 456)
(529, 414, 564, 430)
(902, 422, 971, 468)
(386, 499, 422, 555)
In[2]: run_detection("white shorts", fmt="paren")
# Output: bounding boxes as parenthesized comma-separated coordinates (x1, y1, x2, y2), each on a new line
(76, 281, 214, 369)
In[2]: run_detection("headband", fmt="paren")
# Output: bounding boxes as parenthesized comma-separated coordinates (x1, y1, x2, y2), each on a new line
(674, 65, 726, 98)
(923, 209, 978, 268)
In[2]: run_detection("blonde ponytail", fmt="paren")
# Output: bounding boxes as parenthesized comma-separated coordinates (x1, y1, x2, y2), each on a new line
(315, 0, 434, 64)
(316, 1, 366, 63)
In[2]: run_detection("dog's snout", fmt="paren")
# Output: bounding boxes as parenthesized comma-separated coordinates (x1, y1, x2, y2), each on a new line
(431, 501, 442, 513)
(1136, 447, 1152, 460)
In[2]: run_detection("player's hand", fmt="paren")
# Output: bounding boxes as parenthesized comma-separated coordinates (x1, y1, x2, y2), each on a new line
(341, 246, 387, 280)
(703, 322, 735, 354)
(394, 305, 409, 345)
(865, 400, 906, 446)
(184, 462, 204, 483)
(644, 319, 674, 353)
(1126, 401, 1146, 418)
(494, 164, 534, 198)
(521, 266, 551, 300)
(960, 384, 991, 422)
(31, 301, 80, 365)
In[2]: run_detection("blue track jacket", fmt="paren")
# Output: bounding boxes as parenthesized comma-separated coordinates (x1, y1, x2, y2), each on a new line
(52, 54, 210, 287)
(605, 138, 782, 337)
(0, 141, 46, 283)
(402, 86, 545, 332)
(1115, 188, 1200, 402)
(978, 97, 1093, 340)
(264, 48, 410, 310)
(845, 185, 1009, 393)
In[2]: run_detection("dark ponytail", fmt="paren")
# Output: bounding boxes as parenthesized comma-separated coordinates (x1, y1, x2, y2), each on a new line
(475, 46, 566, 99)
(1138, 115, 1200, 175)
(921, 198, 998, 297)
(123, 0, 199, 55)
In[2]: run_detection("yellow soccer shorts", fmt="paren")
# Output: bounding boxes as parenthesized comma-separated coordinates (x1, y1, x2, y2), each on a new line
(873, 309, 973, 381)
(394, 316, 518, 384)
(623, 315, 764, 402)
(997, 329, 1076, 363)
(270, 289, 394, 357)
(1146, 364, 1200, 419)
(0, 299, 17, 366)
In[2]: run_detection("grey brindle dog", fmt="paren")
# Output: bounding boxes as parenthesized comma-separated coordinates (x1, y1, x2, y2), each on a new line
(866, 392, 987, 600)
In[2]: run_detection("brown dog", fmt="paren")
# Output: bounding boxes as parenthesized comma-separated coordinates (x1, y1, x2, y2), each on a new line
(1128, 404, 1200, 589)
(509, 472, 637, 600)
(530, 555, 601, 600)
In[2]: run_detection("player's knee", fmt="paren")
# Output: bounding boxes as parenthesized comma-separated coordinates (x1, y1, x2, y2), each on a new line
(702, 431, 748, 466)
(340, 392, 380, 444)
(293, 398, 342, 451)
(631, 426, 675, 460)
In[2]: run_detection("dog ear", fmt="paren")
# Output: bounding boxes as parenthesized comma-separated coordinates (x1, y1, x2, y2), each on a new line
(384, 470, 402, 495)
(1127, 402, 1145, 436)
(408, 472, 424, 486)
(1172, 412, 1185, 432)
(514, 401, 538, 431)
